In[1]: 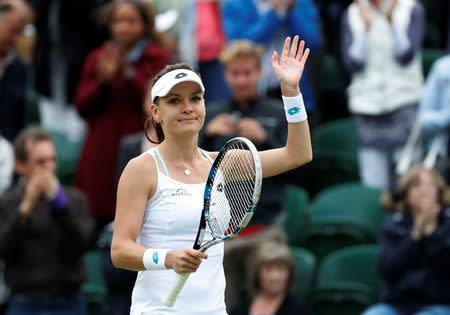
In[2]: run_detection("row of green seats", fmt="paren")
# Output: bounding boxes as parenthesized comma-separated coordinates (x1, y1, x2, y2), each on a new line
(283, 182, 388, 261)
(285, 245, 382, 315)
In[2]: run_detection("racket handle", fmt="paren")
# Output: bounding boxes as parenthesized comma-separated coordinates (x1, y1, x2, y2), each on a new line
(163, 272, 191, 307)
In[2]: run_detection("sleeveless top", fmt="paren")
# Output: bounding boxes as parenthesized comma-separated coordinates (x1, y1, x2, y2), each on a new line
(130, 147, 228, 315)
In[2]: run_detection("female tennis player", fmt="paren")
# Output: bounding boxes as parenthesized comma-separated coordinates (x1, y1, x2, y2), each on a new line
(111, 35, 312, 315)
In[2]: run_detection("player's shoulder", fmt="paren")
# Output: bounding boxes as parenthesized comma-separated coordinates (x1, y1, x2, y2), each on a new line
(120, 151, 158, 183)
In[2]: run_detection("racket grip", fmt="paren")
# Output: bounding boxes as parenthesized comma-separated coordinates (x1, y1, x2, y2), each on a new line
(163, 272, 191, 307)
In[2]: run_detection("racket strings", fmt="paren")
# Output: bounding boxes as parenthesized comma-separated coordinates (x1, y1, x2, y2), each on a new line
(207, 142, 257, 238)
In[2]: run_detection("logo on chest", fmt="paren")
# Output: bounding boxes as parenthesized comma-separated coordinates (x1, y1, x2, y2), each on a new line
(169, 188, 192, 197)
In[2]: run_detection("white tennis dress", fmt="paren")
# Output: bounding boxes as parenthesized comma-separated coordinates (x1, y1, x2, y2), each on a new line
(130, 148, 228, 315)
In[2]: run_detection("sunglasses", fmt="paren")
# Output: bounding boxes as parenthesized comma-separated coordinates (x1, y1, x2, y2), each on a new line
(0, 3, 13, 15)
(34, 156, 57, 166)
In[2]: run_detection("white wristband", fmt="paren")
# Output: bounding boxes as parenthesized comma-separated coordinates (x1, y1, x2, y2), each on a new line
(143, 248, 169, 271)
(282, 94, 308, 123)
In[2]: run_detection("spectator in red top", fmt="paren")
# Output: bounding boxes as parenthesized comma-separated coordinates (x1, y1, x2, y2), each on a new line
(73, 0, 172, 228)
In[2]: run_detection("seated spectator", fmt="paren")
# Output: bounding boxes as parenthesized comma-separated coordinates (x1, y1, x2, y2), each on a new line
(341, 0, 426, 189)
(0, 127, 93, 315)
(230, 240, 309, 315)
(363, 166, 450, 315)
(74, 0, 171, 228)
(200, 40, 288, 227)
(223, 227, 287, 310)
(0, 0, 31, 142)
(0, 135, 14, 193)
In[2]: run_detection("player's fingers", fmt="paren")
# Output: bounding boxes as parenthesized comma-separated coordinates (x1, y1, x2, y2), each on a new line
(301, 48, 310, 65)
(271, 51, 279, 70)
(289, 35, 299, 58)
(296, 40, 305, 61)
(174, 261, 199, 273)
(191, 249, 208, 260)
(281, 36, 290, 58)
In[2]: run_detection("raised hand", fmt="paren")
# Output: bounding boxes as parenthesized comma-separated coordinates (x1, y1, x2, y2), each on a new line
(383, 0, 398, 23)
(271, 35, 310, 97)
(19, 174, 43, 216)
(97, 42, 121, 81)
(355, 0, 373, 30)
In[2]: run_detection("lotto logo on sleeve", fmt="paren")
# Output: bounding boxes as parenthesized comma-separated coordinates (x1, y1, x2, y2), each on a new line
(153, 252, 159, 265)
(287, 106, 301, 115)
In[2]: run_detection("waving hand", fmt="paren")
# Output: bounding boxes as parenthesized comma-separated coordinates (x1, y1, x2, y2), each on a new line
(271, 35, 310, 96)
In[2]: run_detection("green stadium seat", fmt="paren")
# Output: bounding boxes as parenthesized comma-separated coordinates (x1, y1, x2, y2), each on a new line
(303, 118, 360, 196)
(291, 246, 317, 300)
(422, 49, 446, 78)
(304, 183, 387, 261)
(47, 129, 84, 185)
(82, 250, 107, 315)
(25, 89, 41, 126)
(318, 54, 346, 93)
(311, 245, 382, 315)
(283, 186, 310, 246)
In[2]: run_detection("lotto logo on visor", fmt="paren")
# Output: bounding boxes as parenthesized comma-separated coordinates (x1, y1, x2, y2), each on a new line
(175, 72, 188, 79)
(151, 69, 205, 102)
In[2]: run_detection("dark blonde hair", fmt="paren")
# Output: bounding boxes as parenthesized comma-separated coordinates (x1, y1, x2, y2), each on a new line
(219, 40, 264, 67)
(247, 241, 295, 297)
(98, 0, 158, 42)
(14, 127, 53, 162)
(381, 166, 450, 212)
(0, 0, 33, 23)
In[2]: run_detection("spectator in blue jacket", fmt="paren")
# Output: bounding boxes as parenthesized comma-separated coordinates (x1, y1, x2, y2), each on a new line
(363, 166, 450, 315)
(418, 54, 450, 179)
(221, 0, 322, 118)
(418, 55, 450, 139)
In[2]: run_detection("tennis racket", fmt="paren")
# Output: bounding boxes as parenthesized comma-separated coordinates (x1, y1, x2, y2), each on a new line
(163, 137, 262, 307)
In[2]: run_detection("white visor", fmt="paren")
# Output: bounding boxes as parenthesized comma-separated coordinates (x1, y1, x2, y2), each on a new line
(151, 69, 205, 102)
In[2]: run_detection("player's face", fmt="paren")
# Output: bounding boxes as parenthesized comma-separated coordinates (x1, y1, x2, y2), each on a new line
(0, 10, 25, 56)
(153, 81, 206, 137)
(224, 57, 261, 102)
(259, 261, 290, 296)
(110, 3, 146, 49)
(16, 140, 57, 178)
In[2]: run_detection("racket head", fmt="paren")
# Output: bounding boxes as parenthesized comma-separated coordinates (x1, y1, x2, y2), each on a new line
(202, 137, 262, 246)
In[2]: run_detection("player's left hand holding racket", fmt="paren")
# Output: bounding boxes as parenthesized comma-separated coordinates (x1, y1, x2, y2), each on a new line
(164, 137, 262, 307)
